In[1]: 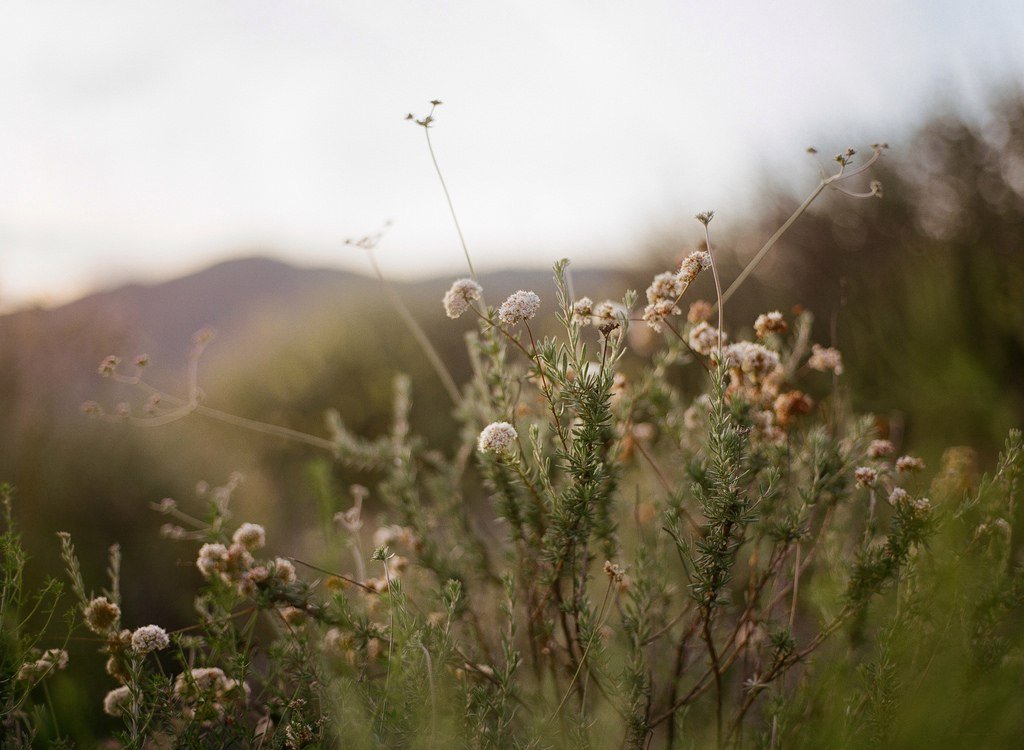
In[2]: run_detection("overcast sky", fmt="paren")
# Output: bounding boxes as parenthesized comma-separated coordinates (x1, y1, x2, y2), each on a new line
(2, 0, 1023, 309)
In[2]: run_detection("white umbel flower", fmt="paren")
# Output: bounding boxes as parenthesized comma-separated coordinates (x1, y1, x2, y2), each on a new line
(498, 291, 540, 326)
(131, 624, 170, 654)
(442, 278, 483, 319)
(477, 422, 518, 454)
(232, 522, 266, 551)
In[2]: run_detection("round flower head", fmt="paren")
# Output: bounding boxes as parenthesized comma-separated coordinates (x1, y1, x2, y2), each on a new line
(131, 624, 170, 654)
(679, 251, 712, 283)
(688, 322, 725, 356)
(232, 522, 266, 551)
(477, 421, 518, 455)
(498, 290, 541, 326)
(896, 455, 926, 473)
(442, 278, 483, 319)
(571, 297, 594, 325)
(687, 300, 713, 324)
(196, 542, 229, 578)
(868, 439, 895, 458)
(855, 466, 878, 487)
(646, 271, 684, 305)
(84, 596, 121, 635)
(103, 685, 132, 716)
(808, 344, 844, 375)
(754, 311, 787, 338)
(273, 557, 297, 584)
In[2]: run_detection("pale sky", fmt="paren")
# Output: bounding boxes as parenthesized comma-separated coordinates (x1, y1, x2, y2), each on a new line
(2, 1, 1023, 309)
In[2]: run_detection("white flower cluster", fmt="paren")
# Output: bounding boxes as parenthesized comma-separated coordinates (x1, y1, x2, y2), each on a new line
(688, 321, 725, 356)
(808, 344, 844, 375)
(477, 421, 518, 454)
(498, 290, 541, 326)
(754, 311, 787, 338)
(724, 342, 781, 383)
(232, 522, 266, 551)
(442, 278, 483, 319)
(16, 648, 69, 682)
(131, 624, 170, 654)
(641, 253, 710, 332)
(84, 596, 121, 635)
(103, 685, 132, 716)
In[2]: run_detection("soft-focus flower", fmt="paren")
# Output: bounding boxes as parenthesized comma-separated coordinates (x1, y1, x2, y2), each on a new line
(687, 300, 713, 324)
(868, 439, 895, 458)
(442, 278, 483, 319)
(103, 686, 132, 716)
(754, 311, 787, 338)
(477, 421, 518, 454)
(688, 322, 724, 356)
(808, 344, 844, 375)
(498, 290, 541, 326)
(855, 466, 878, 487)
(896, 455, 926, 473)
(232, 522, 266, 551)
(196, 543, 229, 579)
(679, 251, 712, 283)
(84, 596, 121, 635)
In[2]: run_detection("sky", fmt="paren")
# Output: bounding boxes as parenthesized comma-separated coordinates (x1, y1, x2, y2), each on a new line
(2, 0, 1023, 310)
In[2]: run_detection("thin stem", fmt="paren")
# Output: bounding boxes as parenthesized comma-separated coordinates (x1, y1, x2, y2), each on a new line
(424, 126, 477, 280)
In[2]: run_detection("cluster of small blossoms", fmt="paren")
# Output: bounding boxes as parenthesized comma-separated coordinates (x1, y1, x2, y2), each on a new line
(896, 455, 926, 473)
(642, 251, 711, 331)
(194, 522, 297, 596)
(808, 344, 844, 375)
(131, 624, 170, 655)
(497, 290, 541, 326)
(477, 421, 518, 455)
(571, 297, 593, 325)
(602, 560, 631, 591)
(754, 311, 788, 338)
(83, 596, 121, 635)
(688, 321, 725, 356)
(16, 648, 69, 682)
(102, 685, 132, 716)
(173, 666, 251, 721)
(687, 300, 713, 324)
(868, 439, 896, 458)
(855, 466, 879, 487)
(442, 278, 483, 319)
(774, 390, 814, 428)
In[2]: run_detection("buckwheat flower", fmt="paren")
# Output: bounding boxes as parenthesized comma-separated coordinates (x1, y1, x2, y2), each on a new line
(133, 354, 150, 368)
(84, 596, 121, 634)
(646, 271, 684, 305)
(724, 342, 781, 382)
(155, 497, 176, 513)
(754, 311, 787, 338)
(571, 296, 594, 325)
(273, 557, 297, 584)
(144, 393, 161, 415)
(17, 649, 69, 681)
(889, 487, 910, 506)
(593, 300, 623, 324)
(98, 355, 120, 377)
(855, 466, 878, 488)
(687, 300, 713, 324)
(774, 390, 813, 428)
(688, 322, 724, 356)
(498, 290, 540, 326)
(131, 624, 169, 654)
(868, 439, 895, 458)
(679, 251, 712, 284)
(160, 523, 187, 539)
(896, 455, 926, 473)
(477, 421, 518, 454)
(603, 560, 626, 583)
(643, 299, 681, 332)
(103, 685, 132, 716)
(808, 344, 844, 375)
(442, 278, 483, 319)
(196, 542, 229, 578)
(913, 497, 931, 512)
(232, 522, 266, 551)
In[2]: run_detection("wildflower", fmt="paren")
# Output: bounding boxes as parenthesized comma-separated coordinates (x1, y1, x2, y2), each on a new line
(133, 354, 150, 368)
(870, 179, 884, 198)
(571, 296, 593, 325)
(774, 390, 813, 427)
(273, 557, 297, 584)
(896, 455, 926, 473)
(98, 355, 120, 377)
(889, 487, 910, 506)
(855, 467, 878, 487)
(17, 649, 69, 681)
(913, 497, 931, 512)
(83, 596, 121, 634)
(643, 299, 681, 332)
(687, 300, 713, 324)
(603, 560, 626, 583)
(160, 523, 187, 539)
(679, 250, 712, 283)
(131, 624, 170, 654)
(868, 439, 895, 458)
(754, 311, 787, 338)
(477, 421, 518, 454)
(115, 402, 131, 419)
(724, 342, 781, 382)
(103, 686, 132, 716)
(196, 543, 229, 578)
(144, 393, 161, 415)
(497, 290, 541, 326)
(688, 321, 724, 356)
(808, 344, 844, 375)
(232, 522, 266, 551)
(646, 271, 684, 305)
(442, 278, 483, 319)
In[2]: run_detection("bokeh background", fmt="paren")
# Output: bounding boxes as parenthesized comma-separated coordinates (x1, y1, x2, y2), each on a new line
(2, 1, 1023, 741)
